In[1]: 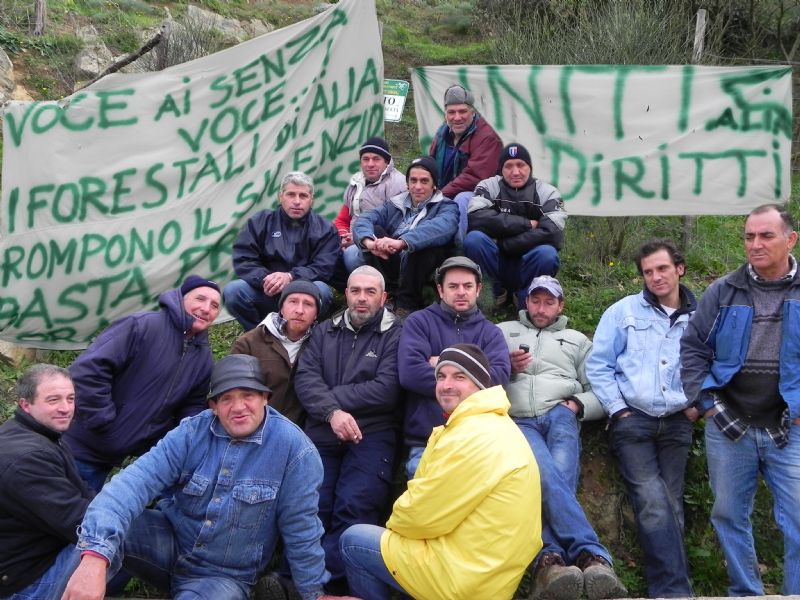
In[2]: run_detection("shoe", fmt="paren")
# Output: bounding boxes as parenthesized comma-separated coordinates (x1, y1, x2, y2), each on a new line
(394, 307, 412, 320)
(494, 288, 509, 309)
(530, 552, 583, 600)
(251, 572, 286, 600)
(576, 553, 627, 600)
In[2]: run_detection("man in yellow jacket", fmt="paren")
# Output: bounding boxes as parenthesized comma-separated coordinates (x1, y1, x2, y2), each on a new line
(340, 343, 542, 600)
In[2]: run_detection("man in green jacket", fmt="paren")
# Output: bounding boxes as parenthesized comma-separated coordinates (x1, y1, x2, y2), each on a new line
(498, 275, 626, 600)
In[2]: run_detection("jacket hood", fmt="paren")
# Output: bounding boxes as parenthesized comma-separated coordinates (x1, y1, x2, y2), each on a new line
(518, 311, 568, 332)
(331, 306, 397, 333)
(159, 287, 199, 337)
(446, 385, 510, 426)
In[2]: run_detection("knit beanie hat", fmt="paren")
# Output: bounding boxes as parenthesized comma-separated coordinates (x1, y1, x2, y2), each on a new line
(180, 274, 220, 296)
(434, 343, 492, 390)
(279, 280, 322, 314)
(359, 136, 392, 163)
(498, 143, 532, 174)
(444, 84, 475, 107)
(406, 156, 439, 188)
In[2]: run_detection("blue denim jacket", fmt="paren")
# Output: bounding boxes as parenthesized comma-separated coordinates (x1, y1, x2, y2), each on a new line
(76, 408, 328, 600)
(587, 288, 696, 418)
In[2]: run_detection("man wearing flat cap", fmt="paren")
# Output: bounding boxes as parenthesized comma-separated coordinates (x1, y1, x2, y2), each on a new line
(63, 274, 222, 492)
(340, 343, 540, 600)
(465, 142, 566, 309)
(62, 354, 357, 600)
(429, 84, 503, 242)
(334, 136, 407, 274)
(352, 156, 459, 314)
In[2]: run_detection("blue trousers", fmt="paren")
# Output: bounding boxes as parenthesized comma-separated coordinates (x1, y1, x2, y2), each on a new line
(340, 524, 407, 600)
(316, 429, 397, 588)
(3, 544, 80, 600)
(463, 230, 559, 306)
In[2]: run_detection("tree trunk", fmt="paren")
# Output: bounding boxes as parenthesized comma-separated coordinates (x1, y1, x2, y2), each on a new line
(32, 0, 47, 36)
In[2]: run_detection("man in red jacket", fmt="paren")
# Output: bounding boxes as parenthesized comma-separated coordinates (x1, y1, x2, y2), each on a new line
(429, 84, 503, 242)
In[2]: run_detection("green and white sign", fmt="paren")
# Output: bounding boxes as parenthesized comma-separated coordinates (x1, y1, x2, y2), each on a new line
(412, 65, 791, 216)
(383, 79, 409, 122)
(0, 0, 383, 348)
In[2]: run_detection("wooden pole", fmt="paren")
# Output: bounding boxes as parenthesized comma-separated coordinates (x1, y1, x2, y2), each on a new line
(683, 8, 707, 249)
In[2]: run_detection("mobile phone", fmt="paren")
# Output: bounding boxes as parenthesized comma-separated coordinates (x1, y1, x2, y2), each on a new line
(519, 344, 530, 353)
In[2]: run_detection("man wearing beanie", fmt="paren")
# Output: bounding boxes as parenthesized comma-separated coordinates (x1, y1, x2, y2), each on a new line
(63, 275, 221, 491)
(231, 279, 321, 426)
(294, 266, 402, 594)
(352, 156, 459, 314)
(464, 142, 566, 310)
(340, 343, 541, 600)
(333, 137, 407, 270)
(429, 84, 503, 242)
(62, 354, 358, 600)
(224, 171, 339, 331)
(399, 255, 510, 478)
(498, 275, 627, 600)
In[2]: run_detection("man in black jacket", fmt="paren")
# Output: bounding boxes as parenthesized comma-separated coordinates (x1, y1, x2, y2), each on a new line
(0, 364, 92, 599)
(464, 143, 566, 308)
(294, 265, 402, 594)
(224, 171, 340, 330)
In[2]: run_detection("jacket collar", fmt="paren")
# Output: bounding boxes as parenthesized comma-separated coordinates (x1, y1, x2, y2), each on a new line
(641, 283, 697, 321)
(331, 306, 396, 333)
(13, 407, 61, 442)
(519, 311, 567, 332)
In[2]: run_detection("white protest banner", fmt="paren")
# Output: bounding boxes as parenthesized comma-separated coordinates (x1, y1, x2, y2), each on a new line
(0, 0, 382, 349)
(412, 65, 791, 215)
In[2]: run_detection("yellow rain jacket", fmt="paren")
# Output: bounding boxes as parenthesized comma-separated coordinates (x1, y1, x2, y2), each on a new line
(381, 385, 542, 600)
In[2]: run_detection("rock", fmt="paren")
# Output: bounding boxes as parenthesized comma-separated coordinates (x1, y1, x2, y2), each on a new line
(243, 18, 274, 39)
(73, 25, 114, 79)
(185, 4, 247, 45)
(0, 48, 16, 103)
(0, 342, 37, 366)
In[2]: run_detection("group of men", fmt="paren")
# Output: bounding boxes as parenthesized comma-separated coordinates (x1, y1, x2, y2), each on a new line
(1, 81, 798, 600)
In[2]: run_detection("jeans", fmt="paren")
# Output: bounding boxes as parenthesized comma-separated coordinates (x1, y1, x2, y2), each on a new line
(463, 230, 560, 306)
(316, 430, 396, 587)
(3, 544, 80, 600)
(223, 279, 333, 331)
(121, 509, 250, 600)
(609, 410, 692, 597)
(705, 419, 800, 596)
(514, 407, 610, 565)
(342, 244, 366, 273)
(453, 191, 473, 245)
(73, 458, 112, 493)
(404, 446, 425, 480)
(339, 524, 407, 600)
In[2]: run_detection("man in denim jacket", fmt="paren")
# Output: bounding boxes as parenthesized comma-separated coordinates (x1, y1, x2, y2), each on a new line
(586, 239, 698, 599)
(61, 355, 355, 600)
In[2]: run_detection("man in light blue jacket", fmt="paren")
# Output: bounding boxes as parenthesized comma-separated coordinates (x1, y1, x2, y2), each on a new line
(586, 239, 698, 599)
(60, 355, 355, 600)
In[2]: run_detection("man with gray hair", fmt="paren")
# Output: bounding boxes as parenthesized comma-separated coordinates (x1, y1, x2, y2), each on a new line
(295, 265, 402, 594)
(0, 364, 92, 599)
(429, 84, 503, 242)
(224, 171, 340, 330)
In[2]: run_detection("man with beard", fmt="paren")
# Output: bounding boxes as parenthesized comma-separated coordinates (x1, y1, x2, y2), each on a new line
(231, 280, 321, 426)
(295, 266, 403, 594)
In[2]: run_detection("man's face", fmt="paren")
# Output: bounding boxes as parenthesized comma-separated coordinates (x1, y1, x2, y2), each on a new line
(436, 364, 480, 415)
(183, 286, 222, 335)
(210, 388, 269, 438)
(437, 268, 481, 313)
(19, 373, 75, 433)
(640, 249, 684, 304)
(346, 272, 386, 328)
(526, 290, 564, 329)
(407, 167, 435, 205)
(745, 209, 798, 278)
(279, 183, 313, 219)
(444, 103, 475, 136)
(502, 159, 531, 189)
(360, 152, 389, 183)
(281, 293, 318, 340)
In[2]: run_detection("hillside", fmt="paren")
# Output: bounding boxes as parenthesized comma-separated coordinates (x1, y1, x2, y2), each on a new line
(0, 0, 797, 597)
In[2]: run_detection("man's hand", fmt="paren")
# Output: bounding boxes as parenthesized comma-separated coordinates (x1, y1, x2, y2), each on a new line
(61, 554, 108, 600)
(684, 406, 701, 422)
(375, 237, 405, 255)
(339, 231, 353, 249)
(262, 272, 293, 296)
(561, 398, 580, 415)
(362, 238, 390, 260)
(529, 219, 539, 229)
(793, 417, 800, 426)
(509, 349, 533, 374)
(330, 410, 362, 443)
(428, 355, 439, 368)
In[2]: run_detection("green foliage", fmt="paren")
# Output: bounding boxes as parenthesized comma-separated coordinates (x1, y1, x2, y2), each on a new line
(0, 28, 24, 53)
